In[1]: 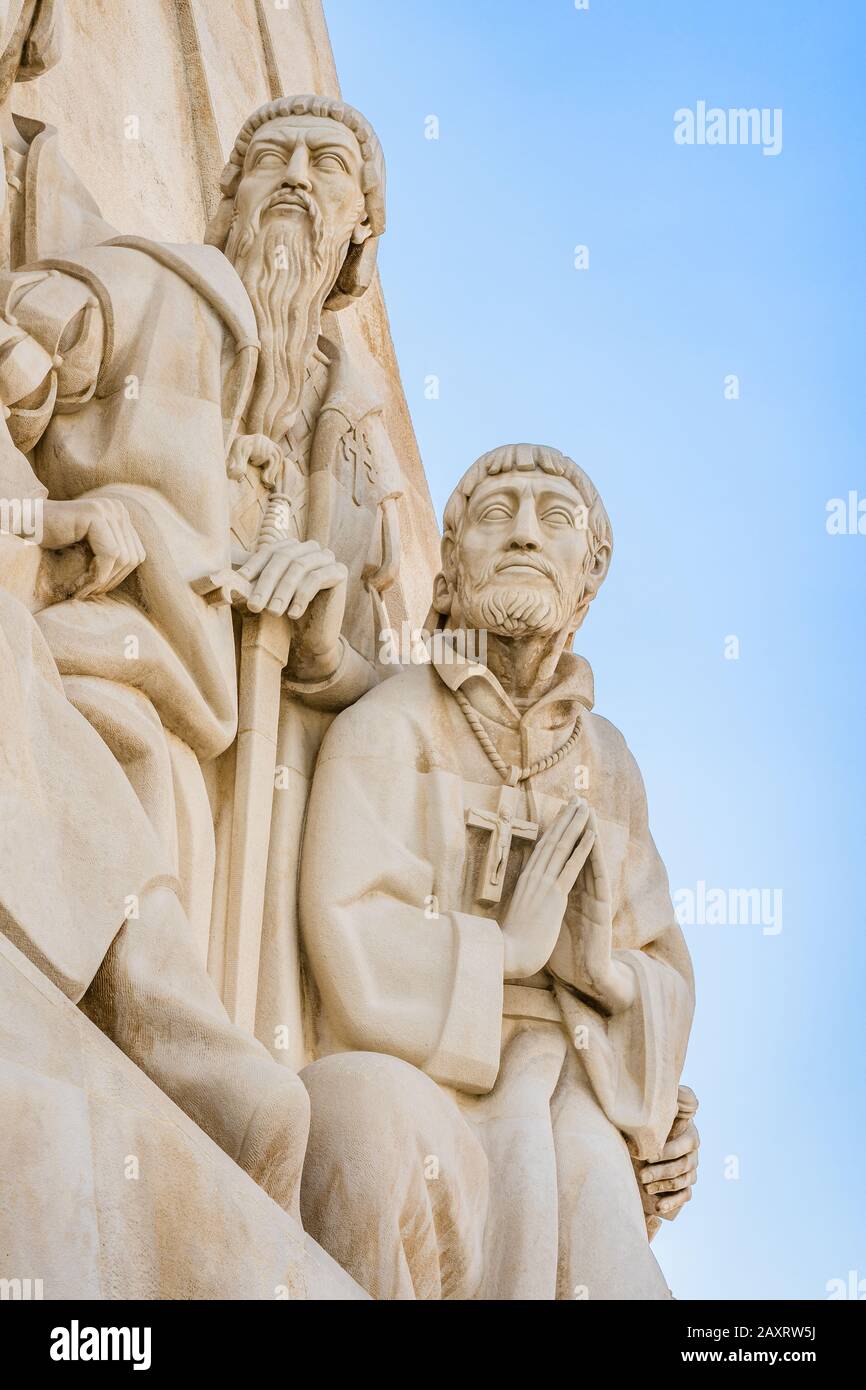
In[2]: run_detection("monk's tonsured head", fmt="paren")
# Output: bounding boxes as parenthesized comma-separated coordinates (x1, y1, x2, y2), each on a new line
(436, 444, 613, 640)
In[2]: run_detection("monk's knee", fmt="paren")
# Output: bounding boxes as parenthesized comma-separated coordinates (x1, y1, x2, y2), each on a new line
(300, 1051, 448, 1184)
(299, 1051, 487, 1298)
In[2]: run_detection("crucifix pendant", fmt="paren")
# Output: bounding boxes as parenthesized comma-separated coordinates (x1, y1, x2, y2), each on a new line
(466, 781, 539, 906)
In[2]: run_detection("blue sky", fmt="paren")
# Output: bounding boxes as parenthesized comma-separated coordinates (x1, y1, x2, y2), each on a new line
(324, 0, 866, 1299)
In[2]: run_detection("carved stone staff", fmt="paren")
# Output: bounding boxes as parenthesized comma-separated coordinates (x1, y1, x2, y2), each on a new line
(196, 435, 299, 1032)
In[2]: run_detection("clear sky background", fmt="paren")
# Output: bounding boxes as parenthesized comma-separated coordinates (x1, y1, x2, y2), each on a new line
(323, 0, 865, 1300)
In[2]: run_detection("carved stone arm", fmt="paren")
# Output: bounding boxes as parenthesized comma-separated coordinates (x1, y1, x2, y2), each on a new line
(282, 636, 380, 713)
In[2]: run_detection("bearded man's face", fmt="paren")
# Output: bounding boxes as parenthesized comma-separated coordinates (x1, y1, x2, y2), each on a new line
(225, 115, 367, 440)
(451, 473, 592, 638)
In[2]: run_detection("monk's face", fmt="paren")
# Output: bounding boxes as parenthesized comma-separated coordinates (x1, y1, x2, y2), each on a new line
(233, 115, 367, 262)
(452, 472, 593, 637)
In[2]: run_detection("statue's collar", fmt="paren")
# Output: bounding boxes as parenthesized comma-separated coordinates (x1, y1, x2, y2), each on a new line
(431, 631, 594, 730)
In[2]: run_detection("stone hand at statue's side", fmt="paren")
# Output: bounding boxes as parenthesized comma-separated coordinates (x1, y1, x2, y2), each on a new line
(299, 444, 698, 1298)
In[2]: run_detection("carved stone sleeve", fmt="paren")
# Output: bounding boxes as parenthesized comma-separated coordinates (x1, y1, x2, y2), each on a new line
(550, 744, 695, 1159)
(300, 711, 504, 1093)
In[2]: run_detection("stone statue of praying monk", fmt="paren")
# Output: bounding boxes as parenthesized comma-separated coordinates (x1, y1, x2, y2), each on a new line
(298, 443, 698, 1299)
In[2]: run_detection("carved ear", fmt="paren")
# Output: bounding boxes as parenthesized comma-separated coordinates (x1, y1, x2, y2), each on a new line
(422, 574, 452, 638)
(324, 235, 380, 311)
(423, 602, 445, 633)
(585, 538, 612, 596)
(431, 570, 453, 617)
(350, 213, 374, 247)
(570, 538, 612, 632)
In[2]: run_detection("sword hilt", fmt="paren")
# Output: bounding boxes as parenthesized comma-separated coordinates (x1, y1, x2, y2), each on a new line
(257, 489, 293, 548)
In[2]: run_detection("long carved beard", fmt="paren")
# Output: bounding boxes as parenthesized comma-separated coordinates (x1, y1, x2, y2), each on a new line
(455, 554, 580, 638)
(227, 198, 345, 441)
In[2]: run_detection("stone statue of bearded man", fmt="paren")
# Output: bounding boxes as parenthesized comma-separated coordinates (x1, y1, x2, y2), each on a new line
(207, 94, 383, 446)
(203, 98, 405, 1051)
(298, 443, 699, 1300)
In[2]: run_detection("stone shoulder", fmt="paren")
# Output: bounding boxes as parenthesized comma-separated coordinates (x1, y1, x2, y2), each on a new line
(316, 663, 448, 767)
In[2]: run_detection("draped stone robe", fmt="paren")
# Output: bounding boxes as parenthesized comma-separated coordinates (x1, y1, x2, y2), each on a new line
(299, 641, 694, 1299)
(0, 239, 259, 955)
(0, 420, 310, 1213)
(0, 238, 397, 972)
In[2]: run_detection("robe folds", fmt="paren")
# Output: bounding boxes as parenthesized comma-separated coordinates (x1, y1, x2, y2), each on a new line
(0, 238, 403, 974)
(0, 432, 310, 1215)
(0, 576, 162, 1000)
(0, 122, 314, 1212)
(0, 240, 258, 951)
(299, 641, 694, 1298)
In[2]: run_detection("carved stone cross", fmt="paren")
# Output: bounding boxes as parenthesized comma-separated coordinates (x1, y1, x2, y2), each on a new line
(466, 783, 539, 905)
(343, 425, 376, 505)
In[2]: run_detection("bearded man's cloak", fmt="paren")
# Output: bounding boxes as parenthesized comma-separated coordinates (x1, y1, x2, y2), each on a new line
(1, 233, 403, 969)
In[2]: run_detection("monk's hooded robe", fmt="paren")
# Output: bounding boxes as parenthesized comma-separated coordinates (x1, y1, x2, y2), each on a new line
(298, 638, 694, 1299)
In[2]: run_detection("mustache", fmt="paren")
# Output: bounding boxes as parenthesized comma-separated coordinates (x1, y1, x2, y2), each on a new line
(259, 188, 326, 261)
(456, 551, 570, 637)
(262, 187, 314, 216)
(493, 552, 560, 582)
(226, 188, 325, 264)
